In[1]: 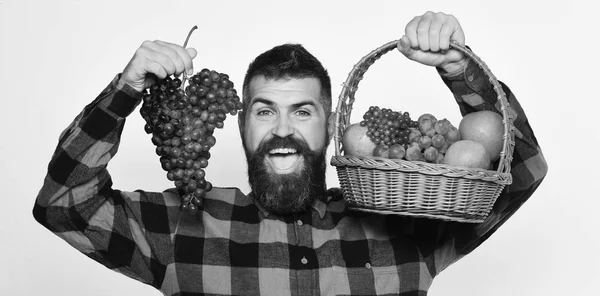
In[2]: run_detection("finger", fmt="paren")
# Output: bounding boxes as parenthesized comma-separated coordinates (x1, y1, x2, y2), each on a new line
(186, 48, 198, 75)
(146, 60, 169, 80)
(439, 22, 453, 51)
(428, 18, 443, 52)
(397, 35, 415, 58)
(416, 13, 433, 51)
(442, 16, 466, 64)
(446, 15, 466, 45)
(405, 16, 421, 49)
(148, 41, 186, 77)
(445, 49, 464, 64)
(187, 48, 198, 59)
(155, 40, 195, 76)
(147, 49, 177, 76)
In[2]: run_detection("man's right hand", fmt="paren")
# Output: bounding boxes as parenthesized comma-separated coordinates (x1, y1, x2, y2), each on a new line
(120, 40, 197, 93)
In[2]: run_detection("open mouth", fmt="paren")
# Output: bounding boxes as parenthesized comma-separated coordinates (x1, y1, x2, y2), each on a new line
(265, 147, 303, 174)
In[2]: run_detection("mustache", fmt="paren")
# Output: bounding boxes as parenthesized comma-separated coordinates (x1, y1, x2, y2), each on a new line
(255, 135, 311, 156)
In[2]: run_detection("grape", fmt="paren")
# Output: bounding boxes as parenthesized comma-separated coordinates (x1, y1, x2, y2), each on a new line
(418, 136, 432, 149)
(434, 118, 452, 135)
(423, 146, 439, 162)
(139, 68, 242, 214)
(431, 134, 446, 149)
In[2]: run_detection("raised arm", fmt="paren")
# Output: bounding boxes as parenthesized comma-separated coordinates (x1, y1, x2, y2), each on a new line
(33, 40, 197, 287)
(396, 11, 548, 273)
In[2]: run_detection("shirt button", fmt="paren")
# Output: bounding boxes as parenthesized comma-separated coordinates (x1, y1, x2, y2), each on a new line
(301, 257, 308, 265)
(297, 220, 303, 226)
(365, 262, 372, 269)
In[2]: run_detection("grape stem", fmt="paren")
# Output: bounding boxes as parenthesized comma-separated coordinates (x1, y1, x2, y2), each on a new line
(181, 25, 198, 90)
(183, 25, 198, 48)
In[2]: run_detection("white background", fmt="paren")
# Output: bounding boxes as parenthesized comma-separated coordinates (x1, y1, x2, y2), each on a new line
(1, 0, 597, 295)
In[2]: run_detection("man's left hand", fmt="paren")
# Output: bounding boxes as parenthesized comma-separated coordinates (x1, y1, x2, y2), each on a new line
(397, 11, 467, 73)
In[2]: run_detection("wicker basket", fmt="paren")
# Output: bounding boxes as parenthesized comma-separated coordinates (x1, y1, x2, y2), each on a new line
(331, 40, 515, 223)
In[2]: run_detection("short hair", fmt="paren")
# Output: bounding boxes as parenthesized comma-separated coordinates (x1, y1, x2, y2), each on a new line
(242, 43, 332, 115)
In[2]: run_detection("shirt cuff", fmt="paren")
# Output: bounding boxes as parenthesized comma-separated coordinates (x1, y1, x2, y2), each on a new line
(106, 74, 145, 118)
(437, 58, 469, 79)
(438, 58, 494, 95)
(437, 58, 469, 80)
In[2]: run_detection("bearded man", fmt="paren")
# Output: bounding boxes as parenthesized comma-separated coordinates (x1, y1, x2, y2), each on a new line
(34, 11, 547, 296)
(240, 43, 333, 215)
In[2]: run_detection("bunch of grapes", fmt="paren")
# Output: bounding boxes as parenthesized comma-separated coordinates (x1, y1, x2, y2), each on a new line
(140, 69, 243, 214)
(359, 106, 418, 148)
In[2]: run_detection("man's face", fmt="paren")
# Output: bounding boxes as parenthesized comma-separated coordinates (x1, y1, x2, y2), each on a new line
(239, 76, 332, 214)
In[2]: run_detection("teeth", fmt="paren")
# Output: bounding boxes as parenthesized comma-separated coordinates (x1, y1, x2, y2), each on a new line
(269, 148, 297, 154)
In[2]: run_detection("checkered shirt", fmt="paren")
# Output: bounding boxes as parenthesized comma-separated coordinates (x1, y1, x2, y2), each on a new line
(34, 58, 547, 295)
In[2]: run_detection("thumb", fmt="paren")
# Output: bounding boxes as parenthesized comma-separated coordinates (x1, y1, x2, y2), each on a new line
(397, 35, 415, 58)
(187, 47, 198, 59)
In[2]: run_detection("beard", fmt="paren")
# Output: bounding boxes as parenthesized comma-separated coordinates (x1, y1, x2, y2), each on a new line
(243, 135, 328, 215)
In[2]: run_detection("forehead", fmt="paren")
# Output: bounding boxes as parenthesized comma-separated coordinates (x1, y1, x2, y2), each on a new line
(247, 76, 323, 107)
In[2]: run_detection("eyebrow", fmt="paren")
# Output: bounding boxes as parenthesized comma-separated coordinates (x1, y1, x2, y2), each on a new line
(250, 98, 318, 109)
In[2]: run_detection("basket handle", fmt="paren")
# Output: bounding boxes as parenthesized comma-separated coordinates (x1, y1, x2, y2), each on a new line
(333, 40, 515, 175)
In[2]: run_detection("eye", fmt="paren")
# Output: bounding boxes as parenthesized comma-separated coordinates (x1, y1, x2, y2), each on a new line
(295, 110, 311, 117)
(257, 109, 274, 117)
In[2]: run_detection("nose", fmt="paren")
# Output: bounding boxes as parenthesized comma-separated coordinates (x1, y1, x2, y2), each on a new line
(272, 114, 294, 138)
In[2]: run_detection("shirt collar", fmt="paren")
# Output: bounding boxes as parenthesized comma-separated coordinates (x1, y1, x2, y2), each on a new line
(249, 192, 330, 220)
(312, 198, 328, 219)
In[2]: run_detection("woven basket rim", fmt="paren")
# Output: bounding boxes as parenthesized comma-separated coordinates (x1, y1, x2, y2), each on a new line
(331, 154, 512, 185)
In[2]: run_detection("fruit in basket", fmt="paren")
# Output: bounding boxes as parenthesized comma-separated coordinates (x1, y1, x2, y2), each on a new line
(408, 128, 422, 143)
(445, 125, 461, 144)
(360, 106, 418, 147)
(373, 144, 390, 158)
(431, 134, 446, 149)
(406, 113, 461, 164)
(423, 146, 439, 162)
(349, 107, 483, 166)
(388, 144, 406, 159)
(443, 140, 491, 169)
(405, 144, 424, 161)
(434, 118, 452, 135)
(458, 111, 504, 161)
(435, 152, 445, 164)
(439, 141, 451, 154)
(342, 123, 376, 157)
(418, 135, 432, 149)
(418, 113, 437, 137)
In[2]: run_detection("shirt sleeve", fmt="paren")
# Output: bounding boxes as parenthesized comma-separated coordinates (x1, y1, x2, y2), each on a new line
(416, 56, 548, 274)
(33, 75, 182, 288)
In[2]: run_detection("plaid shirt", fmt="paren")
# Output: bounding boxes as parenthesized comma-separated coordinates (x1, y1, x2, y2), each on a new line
(34, 59, 547, 296)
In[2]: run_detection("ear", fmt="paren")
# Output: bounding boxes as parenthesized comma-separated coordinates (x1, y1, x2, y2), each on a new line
(238, 110, 245, 136)
(327, 112, 336, 141)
